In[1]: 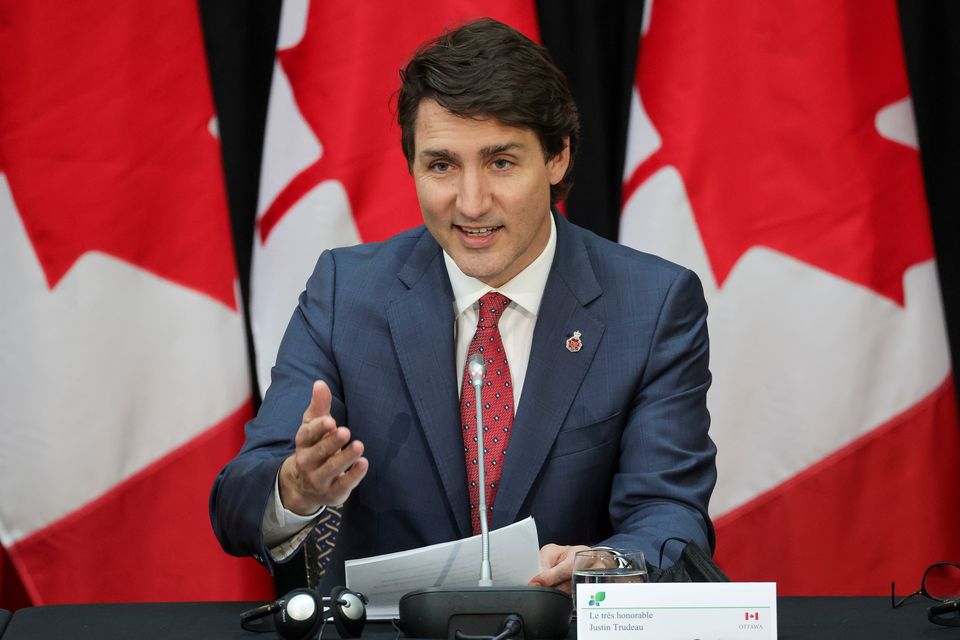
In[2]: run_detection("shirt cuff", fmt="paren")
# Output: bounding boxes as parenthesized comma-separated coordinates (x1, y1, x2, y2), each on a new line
(262, 472, 324, 562)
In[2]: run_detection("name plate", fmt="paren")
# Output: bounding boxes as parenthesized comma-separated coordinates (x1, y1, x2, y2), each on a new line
(576, 582, 777, 640)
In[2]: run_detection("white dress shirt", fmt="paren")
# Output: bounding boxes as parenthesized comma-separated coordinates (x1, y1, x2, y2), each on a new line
(446, 214, 556, 404)
(262, 215, 557, 556)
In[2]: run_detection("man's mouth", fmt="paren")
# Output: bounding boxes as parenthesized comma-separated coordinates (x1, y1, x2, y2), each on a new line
(457, 225, 502, 237)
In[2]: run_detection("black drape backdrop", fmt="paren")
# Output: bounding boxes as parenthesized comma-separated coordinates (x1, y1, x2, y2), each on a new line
(198, 0, 281, 403)
(898, 1, 960, 394)
(198, 0, 960, 595)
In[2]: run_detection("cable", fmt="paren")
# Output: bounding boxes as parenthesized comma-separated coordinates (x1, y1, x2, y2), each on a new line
(491, 615, 523, 640)
(454, 614, 524, 640)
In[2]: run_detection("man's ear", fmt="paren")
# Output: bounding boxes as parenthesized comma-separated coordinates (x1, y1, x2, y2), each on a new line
(547, 136, 571, 185)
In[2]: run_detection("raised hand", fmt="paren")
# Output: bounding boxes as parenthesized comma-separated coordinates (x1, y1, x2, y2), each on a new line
(277, 380, 369, 515)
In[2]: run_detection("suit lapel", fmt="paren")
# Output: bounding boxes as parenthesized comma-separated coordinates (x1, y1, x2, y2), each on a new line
(385, 231, 471, 538)
(492, 216, 605, 528)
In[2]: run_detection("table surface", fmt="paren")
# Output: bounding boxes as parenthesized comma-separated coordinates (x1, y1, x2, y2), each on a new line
(1, 597, 949, 639)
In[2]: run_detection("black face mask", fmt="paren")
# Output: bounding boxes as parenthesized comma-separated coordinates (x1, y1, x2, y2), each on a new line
(647, 538, 729, 583)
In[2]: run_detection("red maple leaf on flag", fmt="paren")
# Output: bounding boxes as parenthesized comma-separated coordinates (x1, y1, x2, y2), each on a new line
(0, 0, 238, 309)
(258, 3, 540, 245)
(624, 1, 931, 305)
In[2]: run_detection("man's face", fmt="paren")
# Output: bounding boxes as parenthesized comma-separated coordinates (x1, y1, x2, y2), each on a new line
(412, 99, 570, 288)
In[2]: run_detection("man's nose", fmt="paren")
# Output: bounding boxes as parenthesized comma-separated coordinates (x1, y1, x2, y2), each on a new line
(456, 168, 491, 218)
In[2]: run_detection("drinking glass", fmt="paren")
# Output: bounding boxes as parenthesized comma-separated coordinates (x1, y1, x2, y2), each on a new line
(572, 548, 649, 595)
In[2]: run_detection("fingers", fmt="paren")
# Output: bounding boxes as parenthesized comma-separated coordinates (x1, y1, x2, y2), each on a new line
(529, 544, 591, 593)
(278, 380, 368, 514)
(529, 544, 570, 590)
(325, 452, 369, 504)
(298, 433, 366, 492)
(537, 543, 567, 572)
(302, 380, 333, 423)
(280, 433, 368, 514)
(294, 416, 342, 459)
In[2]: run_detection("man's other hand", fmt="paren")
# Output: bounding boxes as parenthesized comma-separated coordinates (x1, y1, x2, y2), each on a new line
(278, 380, 368, 515)
(528, 544, 591, 593)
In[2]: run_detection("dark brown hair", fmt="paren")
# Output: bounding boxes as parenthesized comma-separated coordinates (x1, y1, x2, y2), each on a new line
(397, 18, 579, 203)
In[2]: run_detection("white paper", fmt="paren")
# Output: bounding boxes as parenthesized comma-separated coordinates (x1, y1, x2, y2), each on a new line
(576, 582, 777, 640)
(345, 517, 542, 620)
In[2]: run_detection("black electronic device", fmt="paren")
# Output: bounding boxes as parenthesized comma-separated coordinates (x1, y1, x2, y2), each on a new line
(399, 586, 571, 639)
(239, 586, 367, 639)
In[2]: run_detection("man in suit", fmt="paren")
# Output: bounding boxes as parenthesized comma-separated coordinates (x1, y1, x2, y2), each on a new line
(210, 18, 716, 594)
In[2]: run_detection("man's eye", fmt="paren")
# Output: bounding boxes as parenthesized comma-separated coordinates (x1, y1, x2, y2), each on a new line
(431, 161, 451, 172)
(492, 159, 512, 170)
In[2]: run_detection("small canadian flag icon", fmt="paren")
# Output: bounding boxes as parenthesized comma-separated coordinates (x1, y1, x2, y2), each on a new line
(745, 612, 760, 620)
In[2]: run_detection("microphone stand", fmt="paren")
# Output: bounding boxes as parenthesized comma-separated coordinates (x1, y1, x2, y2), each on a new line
(474, 357, 493, 588)
(398, 355, 572, 639)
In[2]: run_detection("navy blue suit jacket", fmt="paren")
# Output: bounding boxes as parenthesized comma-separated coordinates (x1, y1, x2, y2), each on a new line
(210, 214, 716, 592)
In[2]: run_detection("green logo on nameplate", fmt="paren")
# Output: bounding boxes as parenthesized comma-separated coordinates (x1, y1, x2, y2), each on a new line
(588, 591, 606, 606)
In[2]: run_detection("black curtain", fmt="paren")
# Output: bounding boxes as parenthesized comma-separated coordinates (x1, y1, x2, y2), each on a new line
(198, 0, 960, 596)
(198, 0, 281, 404)
(899, 1, 960, 392)
(535, 1, 646, 240)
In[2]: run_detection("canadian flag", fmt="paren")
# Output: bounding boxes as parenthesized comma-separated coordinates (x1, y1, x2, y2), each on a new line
(621, 1, 960, 594)
(0, 1, 271, 604)
(251, 0, 539, 393)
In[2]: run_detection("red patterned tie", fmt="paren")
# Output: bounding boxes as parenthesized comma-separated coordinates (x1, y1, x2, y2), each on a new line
(461, 292, 515, 535)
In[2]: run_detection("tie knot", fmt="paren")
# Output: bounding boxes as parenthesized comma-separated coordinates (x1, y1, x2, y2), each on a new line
(477, 292, 511, 327)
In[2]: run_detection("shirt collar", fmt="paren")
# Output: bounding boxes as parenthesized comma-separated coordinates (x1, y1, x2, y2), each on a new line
(443, 213, 557, 317)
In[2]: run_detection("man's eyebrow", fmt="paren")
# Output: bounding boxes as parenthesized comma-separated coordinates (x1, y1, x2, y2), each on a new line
(419, 148, 459, 162)
(418, 142, 526, 162)
(479, 142, 524, 158)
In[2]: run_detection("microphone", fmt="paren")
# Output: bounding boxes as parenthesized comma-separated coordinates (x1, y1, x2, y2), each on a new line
(398, 353, 572, 639)
(468, 354, 493, 587)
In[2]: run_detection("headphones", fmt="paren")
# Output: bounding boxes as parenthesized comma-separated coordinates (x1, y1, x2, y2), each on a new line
(240, 586, 368, 639)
